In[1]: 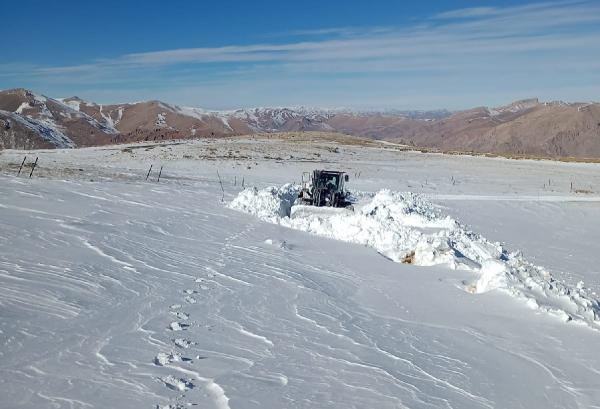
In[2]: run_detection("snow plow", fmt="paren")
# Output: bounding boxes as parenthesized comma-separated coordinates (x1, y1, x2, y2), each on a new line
(293, 170, 354, 217)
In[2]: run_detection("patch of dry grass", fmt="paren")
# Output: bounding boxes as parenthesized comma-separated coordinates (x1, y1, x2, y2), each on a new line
(244, 131, 388, 148)
(403, 146, 600, 164)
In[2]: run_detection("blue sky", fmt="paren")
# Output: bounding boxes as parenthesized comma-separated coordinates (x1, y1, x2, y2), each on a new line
(2, 0, 599, 110)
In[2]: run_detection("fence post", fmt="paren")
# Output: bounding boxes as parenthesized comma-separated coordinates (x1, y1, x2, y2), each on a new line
(146, 164, 153, 180)
(29, 157, 38, 178)
(217, 170, 225, 202)
(157, 165, 163, 182)
(17, 156, 27, 175)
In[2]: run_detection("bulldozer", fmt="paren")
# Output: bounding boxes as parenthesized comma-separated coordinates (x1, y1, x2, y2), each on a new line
(297, 170, 353, 208)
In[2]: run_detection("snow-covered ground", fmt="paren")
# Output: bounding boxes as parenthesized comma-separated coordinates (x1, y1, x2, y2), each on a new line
(1, 137, 600, 408)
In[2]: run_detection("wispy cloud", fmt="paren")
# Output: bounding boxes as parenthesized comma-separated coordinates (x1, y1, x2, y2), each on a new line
(433, 0, 585, 20)
(282, 26, 396, 38)
(433, 6, 500, 19)
(3, 0, 600, 109)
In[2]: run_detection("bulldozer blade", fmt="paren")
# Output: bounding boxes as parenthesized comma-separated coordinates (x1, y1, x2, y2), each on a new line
(290, 204, 354, 219)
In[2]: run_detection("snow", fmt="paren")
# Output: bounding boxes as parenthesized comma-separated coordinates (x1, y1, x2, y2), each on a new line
(60, 99, 81, 112)
(153, 102, 448, 126)
(31, 92, 47, 103)
(185, 107, 250, 131)
(487, 98, 540, 117)
(474, 259, 508, 293)
(230, 184, 299, 219)
(15, 102, 31, 114)
(156, 112, 168, 127)
(173, 106, 234, 132)
(226, 107, 333, 132)
(1, 137, 600, 408)
(2, 110, 74, 148)
(98, 104, 121, 132)
(171, 106, 334, 132)
(230, 185, 600, 329)
(14, 95, 119, 139)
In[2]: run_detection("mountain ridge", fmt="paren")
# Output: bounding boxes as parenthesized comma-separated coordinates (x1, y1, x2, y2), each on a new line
(2, 88, 599, 159)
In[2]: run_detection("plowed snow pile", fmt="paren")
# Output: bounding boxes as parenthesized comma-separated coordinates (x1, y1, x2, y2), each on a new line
(230, 184, 600, 329)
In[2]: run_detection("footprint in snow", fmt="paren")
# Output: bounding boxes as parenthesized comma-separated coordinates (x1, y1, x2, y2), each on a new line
(195, 278, 209, 289)
(168, 322, 189, 331)
(159, 375, 194, 391)
(154, 352, 182, 366)
(154, 352, 193, 366)
(265, 238, 291, 249)
(173, 338, 194, 349)
(183, 289, 197, 295)
(170, 311, 190, 320)
(184, 296, 196, 304)
(169, 304, 182, 310)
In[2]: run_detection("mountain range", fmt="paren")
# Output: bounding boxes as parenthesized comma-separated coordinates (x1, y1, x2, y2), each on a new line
(1, 88, 599, 159)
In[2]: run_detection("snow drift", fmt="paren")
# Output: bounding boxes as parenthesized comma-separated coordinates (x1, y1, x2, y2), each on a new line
(230, 185, 600, 329)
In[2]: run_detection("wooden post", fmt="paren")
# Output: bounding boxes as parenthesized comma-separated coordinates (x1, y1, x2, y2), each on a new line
(17, 156, 27, 175)
(157, 165, 163, 182)
(242, 177, 245, 188)
(29, 157, 38, 178)
(146, 164, 153, 180)
(217, 170, 225, 202)
(234, 176, 237, 186)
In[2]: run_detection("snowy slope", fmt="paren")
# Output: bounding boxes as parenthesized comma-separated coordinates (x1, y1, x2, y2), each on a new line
(230, 185, 600, 328)
(0, 89, 118, 149)
(0, 110, 74, 148)
(1, 138, 600, 408)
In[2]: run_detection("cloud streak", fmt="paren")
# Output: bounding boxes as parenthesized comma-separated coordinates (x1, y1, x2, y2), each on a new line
(2, 0, 600, 109)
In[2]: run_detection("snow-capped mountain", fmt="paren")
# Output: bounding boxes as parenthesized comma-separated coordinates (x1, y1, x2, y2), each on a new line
(2, 88, 600, 158)
(0, 89, 117, 150)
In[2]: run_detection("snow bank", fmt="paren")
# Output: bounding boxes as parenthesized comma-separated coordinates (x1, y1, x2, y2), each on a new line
(475, 260, 509, 293)
(229, 184, 299, 221)
(230, 185, 600, 329)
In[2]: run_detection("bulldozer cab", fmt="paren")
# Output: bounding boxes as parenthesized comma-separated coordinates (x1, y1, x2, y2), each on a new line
(315, 171, 343, 192)
(298, 170, 352, 208)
